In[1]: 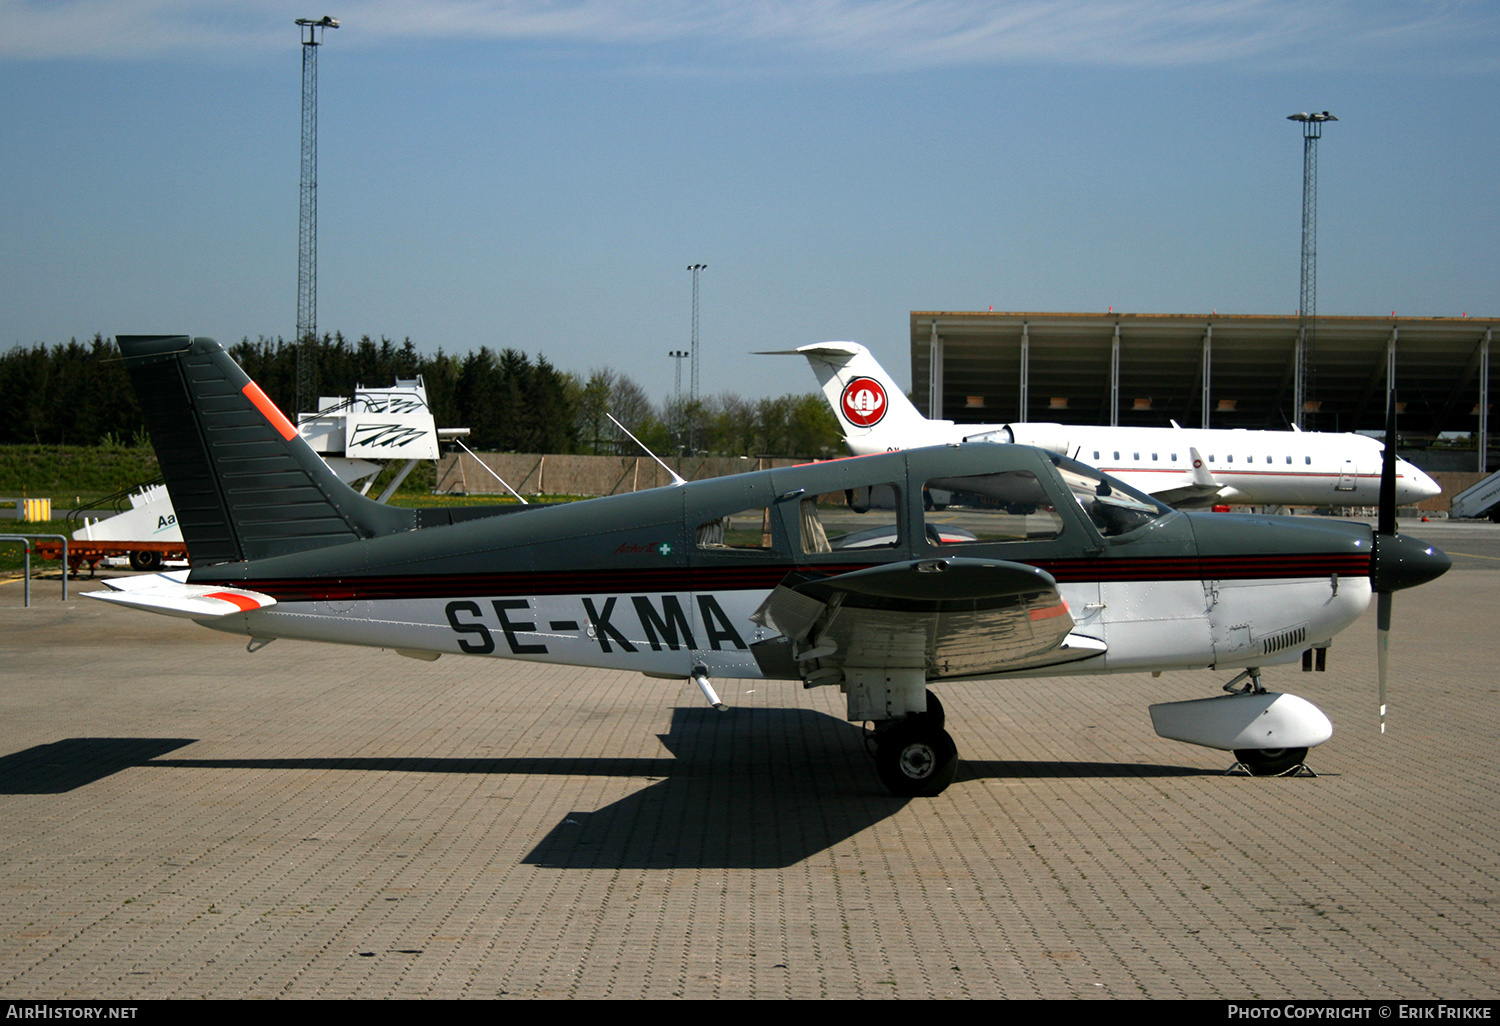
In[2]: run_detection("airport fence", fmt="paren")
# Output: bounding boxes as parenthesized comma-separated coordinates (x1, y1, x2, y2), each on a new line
(434, 452, 812, 498)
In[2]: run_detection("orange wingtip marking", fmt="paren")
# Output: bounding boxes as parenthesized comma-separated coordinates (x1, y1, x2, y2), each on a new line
(241, 381, 297, 440)
(205, 592, 261, 612)
(1029, 603, 1070, 621)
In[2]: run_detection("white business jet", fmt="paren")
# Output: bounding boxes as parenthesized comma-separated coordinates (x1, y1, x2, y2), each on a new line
(777, 342, 1440, 509)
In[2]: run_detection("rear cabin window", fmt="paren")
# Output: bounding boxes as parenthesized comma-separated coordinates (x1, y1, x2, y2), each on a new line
(697, 508, 773, 550)
(922, 471, 1064, 544)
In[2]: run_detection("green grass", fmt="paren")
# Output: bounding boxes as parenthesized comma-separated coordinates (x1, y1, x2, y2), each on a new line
(0, 445, 161, 509)
(0, 521, 75, 575)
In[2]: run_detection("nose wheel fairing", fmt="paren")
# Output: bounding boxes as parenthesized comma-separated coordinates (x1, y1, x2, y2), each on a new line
(1148, 690, 1333, 754)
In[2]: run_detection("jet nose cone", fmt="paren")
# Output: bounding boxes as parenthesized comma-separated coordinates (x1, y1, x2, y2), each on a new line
(1371, 532, 1452, 592)
(1399, 463, 1442, 501)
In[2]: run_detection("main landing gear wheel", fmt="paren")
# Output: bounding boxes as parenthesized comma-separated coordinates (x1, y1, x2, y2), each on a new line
(925, 689, 945, 731)
(875, 719, 958, 797)
(1233, 747, 1309, 777)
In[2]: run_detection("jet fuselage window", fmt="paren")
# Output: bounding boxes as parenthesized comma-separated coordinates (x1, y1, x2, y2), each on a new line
(922, 471, 1063, 544)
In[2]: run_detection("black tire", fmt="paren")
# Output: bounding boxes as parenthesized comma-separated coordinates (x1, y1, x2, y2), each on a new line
(129, 550, 164, 572)
(876, 720, 959, 797)
(925, 689, 945, 731)
(1233, 747, 1309, 777)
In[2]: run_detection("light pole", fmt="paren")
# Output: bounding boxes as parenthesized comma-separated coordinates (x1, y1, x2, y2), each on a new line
(686, 263, 706, 452)
(1288, 110, 1335, 429)
(668, 349, 689, 451)
(295, 15, 339, 415)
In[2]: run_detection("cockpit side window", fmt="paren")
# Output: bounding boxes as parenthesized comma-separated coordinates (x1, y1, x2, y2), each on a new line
(1047, 454, 1171, 538)
(922, 471, 1064, 545)
(799, 483, 901, 554)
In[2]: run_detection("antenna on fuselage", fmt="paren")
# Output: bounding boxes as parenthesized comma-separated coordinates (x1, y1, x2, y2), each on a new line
(451, 437, 528, 504)
(608, 413, 686, 486)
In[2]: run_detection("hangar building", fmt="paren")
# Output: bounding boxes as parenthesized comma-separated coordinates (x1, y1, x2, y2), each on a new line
(910, 312, 1497, 474)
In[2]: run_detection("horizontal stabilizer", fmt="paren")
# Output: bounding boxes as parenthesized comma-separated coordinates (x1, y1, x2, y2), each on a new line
(84, 572, 276, 620)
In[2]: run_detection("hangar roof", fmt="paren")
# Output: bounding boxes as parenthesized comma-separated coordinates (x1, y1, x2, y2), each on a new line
(910, 311, 1497, 440)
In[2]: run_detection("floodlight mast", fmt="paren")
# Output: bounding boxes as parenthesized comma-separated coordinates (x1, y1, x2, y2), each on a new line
(668, 349, 689, 453)
(686, 263, 706, 453)
(295, 16, 339, 414)
(1288, 111, 1335, 430)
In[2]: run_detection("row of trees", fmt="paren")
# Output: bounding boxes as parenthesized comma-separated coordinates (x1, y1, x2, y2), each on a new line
(0, 334, 844, 459)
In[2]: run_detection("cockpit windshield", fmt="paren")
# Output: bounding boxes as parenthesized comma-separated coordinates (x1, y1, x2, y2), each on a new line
(1047, 453, 1173, 538)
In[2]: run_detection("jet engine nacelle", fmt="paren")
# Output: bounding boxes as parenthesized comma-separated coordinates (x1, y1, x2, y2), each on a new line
(962, 422, 1071, 455)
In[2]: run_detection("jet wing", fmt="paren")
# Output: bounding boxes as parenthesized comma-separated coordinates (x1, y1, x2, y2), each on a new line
(751, 558, 1106, 681)
(1143, 446, 1226, 507)
(84, 571, 277, 620)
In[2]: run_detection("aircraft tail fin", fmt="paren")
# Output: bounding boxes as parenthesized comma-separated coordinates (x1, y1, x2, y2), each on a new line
(116, 335, 415, 566)
(759, 341, 939, 453)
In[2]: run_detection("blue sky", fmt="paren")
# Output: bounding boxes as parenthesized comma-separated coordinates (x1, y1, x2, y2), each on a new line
(2, 1, 1496, 403)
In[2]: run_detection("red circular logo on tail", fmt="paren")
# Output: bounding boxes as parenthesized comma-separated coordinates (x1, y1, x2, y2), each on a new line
(840, 377, 888, 427)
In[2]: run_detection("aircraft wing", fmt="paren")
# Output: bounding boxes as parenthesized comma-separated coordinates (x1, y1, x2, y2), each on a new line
(751, 558, 1106, 681)
(1140, 446, 1227, 507)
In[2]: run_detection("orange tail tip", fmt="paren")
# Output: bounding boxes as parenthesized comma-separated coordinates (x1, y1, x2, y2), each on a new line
(242, 381, 298, 440)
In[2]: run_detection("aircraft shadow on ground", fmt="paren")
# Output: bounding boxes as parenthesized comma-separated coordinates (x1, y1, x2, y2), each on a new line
(519, 707, 1216, 870)
(0, 737, 199, 794)
(1, 715, 1214, 867)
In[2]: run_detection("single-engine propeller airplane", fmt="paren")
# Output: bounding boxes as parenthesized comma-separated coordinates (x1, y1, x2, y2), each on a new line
(770, 341, 1441, 509)
(89, 336, 1451, 796)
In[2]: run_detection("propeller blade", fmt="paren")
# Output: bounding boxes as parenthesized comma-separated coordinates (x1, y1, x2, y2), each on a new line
(1376, 590, 1391, 734)
(1375, 387, 1397, 732)
(1378, 389, 1397, 537)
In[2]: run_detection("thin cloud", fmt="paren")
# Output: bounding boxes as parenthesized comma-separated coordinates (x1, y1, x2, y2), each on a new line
(1, 0, 1495, 72)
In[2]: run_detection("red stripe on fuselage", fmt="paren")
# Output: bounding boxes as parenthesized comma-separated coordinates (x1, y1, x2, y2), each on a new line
(226, 552, 1371, 603)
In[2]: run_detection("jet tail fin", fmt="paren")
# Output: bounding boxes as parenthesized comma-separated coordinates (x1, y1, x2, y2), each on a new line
(117, 335, 414, 566)
(758, 341, 942, 454)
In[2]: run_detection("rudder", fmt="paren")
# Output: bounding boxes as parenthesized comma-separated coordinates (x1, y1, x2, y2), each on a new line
(787, 341, 946, 454)
(117, 335, 414, 565)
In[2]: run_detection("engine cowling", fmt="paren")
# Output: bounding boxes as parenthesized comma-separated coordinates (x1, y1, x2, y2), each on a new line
(966, 422, 1071, 455)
